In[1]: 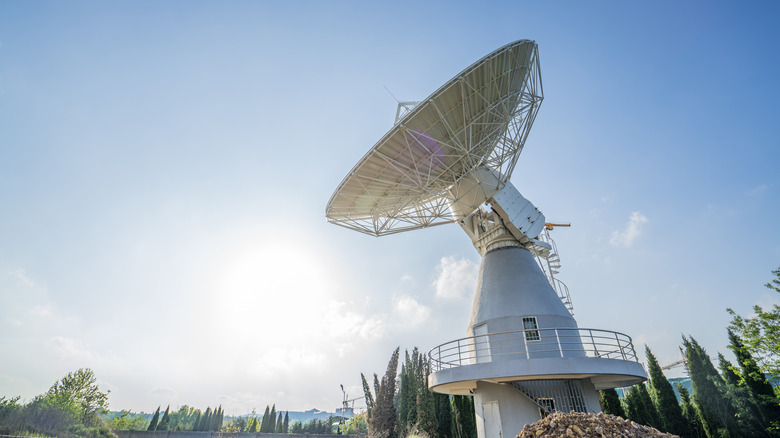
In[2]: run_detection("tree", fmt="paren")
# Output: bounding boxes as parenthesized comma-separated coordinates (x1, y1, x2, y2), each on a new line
(599, 388, 626, 418)
(260, 405, 272, 432)
(728, 328, 780, 434)
(284, 411, 290, 433)
(345, 412, 369, 434)
(716, 353, 762, 436)
(452, 396, 477, 438)
(677, 384, 706, 438)
(434, 392, 453, 438)
(147, 406, 161, 431)
(190, 411, 201, 431)
(47, 368, 109, 426)
(215, 405, 224, 431)
(166, 405, 199, 431)
(269, 404, 277, 433)
(683, 336, 737, 438)
(727, 266, 780, 376)
(276, 411, 284, 432)
(157, 405, 171, 430)
(624, 384, 660, 428)
(398, 350, 417, 434)
(108, 410, 148, 431)
(416, 387, 438, 438)
(362, 373, 375, 418)
(646, 346, 692, 437)
(200, 407, 213, 431)
(369, 347, 399, 438)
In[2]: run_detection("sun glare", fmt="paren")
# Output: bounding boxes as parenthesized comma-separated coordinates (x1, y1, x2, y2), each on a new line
(213, 243, 333, 331)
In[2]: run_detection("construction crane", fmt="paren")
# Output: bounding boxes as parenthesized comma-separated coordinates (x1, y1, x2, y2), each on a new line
(661, 347, 689, 375)
(337, 385, 362, 434)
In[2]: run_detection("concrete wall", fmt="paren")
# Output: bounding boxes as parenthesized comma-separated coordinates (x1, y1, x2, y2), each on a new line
(115, 433, 365, 438)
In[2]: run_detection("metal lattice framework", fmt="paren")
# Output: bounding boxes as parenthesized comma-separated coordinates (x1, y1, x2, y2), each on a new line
(326, 40, 544, 236)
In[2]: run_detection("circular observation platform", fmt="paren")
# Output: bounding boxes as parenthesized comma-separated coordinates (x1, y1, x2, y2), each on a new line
(428, 328, 646, 395)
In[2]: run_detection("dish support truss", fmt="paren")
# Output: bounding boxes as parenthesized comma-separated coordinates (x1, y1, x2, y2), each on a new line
(326, 42, 543, 236)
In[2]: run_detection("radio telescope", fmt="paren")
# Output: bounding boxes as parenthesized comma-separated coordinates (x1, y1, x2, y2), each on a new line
(327, 40, 645, 437)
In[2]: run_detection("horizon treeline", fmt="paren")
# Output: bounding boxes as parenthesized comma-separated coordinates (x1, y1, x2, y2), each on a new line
(111, 403, 342, 434)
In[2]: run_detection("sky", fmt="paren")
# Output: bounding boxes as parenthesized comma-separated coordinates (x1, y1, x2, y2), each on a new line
(1, 0, 779, 417)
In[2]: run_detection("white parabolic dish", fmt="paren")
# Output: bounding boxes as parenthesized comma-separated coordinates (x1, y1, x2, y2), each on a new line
(326, 40, 544, 236)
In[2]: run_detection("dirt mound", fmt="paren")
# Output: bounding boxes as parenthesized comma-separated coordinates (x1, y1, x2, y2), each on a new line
(516, 411, 679, 438)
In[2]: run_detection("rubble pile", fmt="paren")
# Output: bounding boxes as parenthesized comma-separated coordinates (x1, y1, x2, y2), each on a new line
(516, 411, 679, 438)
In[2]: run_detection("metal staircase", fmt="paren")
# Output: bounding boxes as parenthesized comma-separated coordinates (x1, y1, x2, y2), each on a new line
(529, 229, 574, 314)
(510, 380, 591, 416)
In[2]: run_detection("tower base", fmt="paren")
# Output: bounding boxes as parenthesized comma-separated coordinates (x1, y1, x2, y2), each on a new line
(473, 379, 600, 438)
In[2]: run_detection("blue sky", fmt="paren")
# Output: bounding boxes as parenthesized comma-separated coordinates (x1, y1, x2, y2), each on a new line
(1, 1, 779, 415)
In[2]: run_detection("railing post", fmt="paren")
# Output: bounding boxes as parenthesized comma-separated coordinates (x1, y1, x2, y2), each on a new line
(615, 332, 624, 360)
(555, 329, 563, 357)
(590, 329, 597, 357)
(524, 330, 529, 359)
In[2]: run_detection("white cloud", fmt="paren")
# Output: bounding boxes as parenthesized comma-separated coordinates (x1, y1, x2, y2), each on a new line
(609, 212, 648, 248)
(151, 387, 178, 398)
(48, 336, 96, 362)
(433, 256, 478, 300)
(746, 183, 768, 196)
(392, 295, 430, 327)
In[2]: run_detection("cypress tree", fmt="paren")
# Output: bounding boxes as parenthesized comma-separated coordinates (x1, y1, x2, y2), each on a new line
(361, 373, 375, 419)
(147, 406, 161, 431)
(157, 405, 171, 430)
(417, 350, 439, 436)
(369, 347, 400, 438)
(417, 390, 437, 437)
(636, 383, 662, 430)
(206, 406, 214, 431)
(190, 411, 201, 431)
(249, 417, 258, 432)
(260, 405, 272, 432)
(276, 412, 284, 432)
(599, 388, 626, 418)
(646, 346, 692, 437)
(398, 350, 415, 434)
(624, 385, 652, 426)
(268, 405, 277, 433)
(729, 328, 780, 432)
(193, 410, 201, 431)
(677, 384, 706, 438)
(284, 411, 290, 433)
(216, 406, 224, 431)
(435, 392, 452, 438)
(452, 396, 476, 438)
(684, 336, 736, 438)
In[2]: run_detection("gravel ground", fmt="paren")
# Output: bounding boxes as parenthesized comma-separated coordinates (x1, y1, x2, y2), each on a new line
(515, 411, 679, 438)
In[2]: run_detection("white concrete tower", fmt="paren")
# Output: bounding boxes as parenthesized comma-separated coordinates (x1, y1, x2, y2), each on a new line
(428, 169, 646, 438)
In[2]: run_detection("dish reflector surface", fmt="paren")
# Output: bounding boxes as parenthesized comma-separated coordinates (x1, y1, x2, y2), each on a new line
(327, 40, 543, 236)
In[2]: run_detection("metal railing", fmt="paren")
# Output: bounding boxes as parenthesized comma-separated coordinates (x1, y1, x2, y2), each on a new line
(429, 328, 638, 372)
